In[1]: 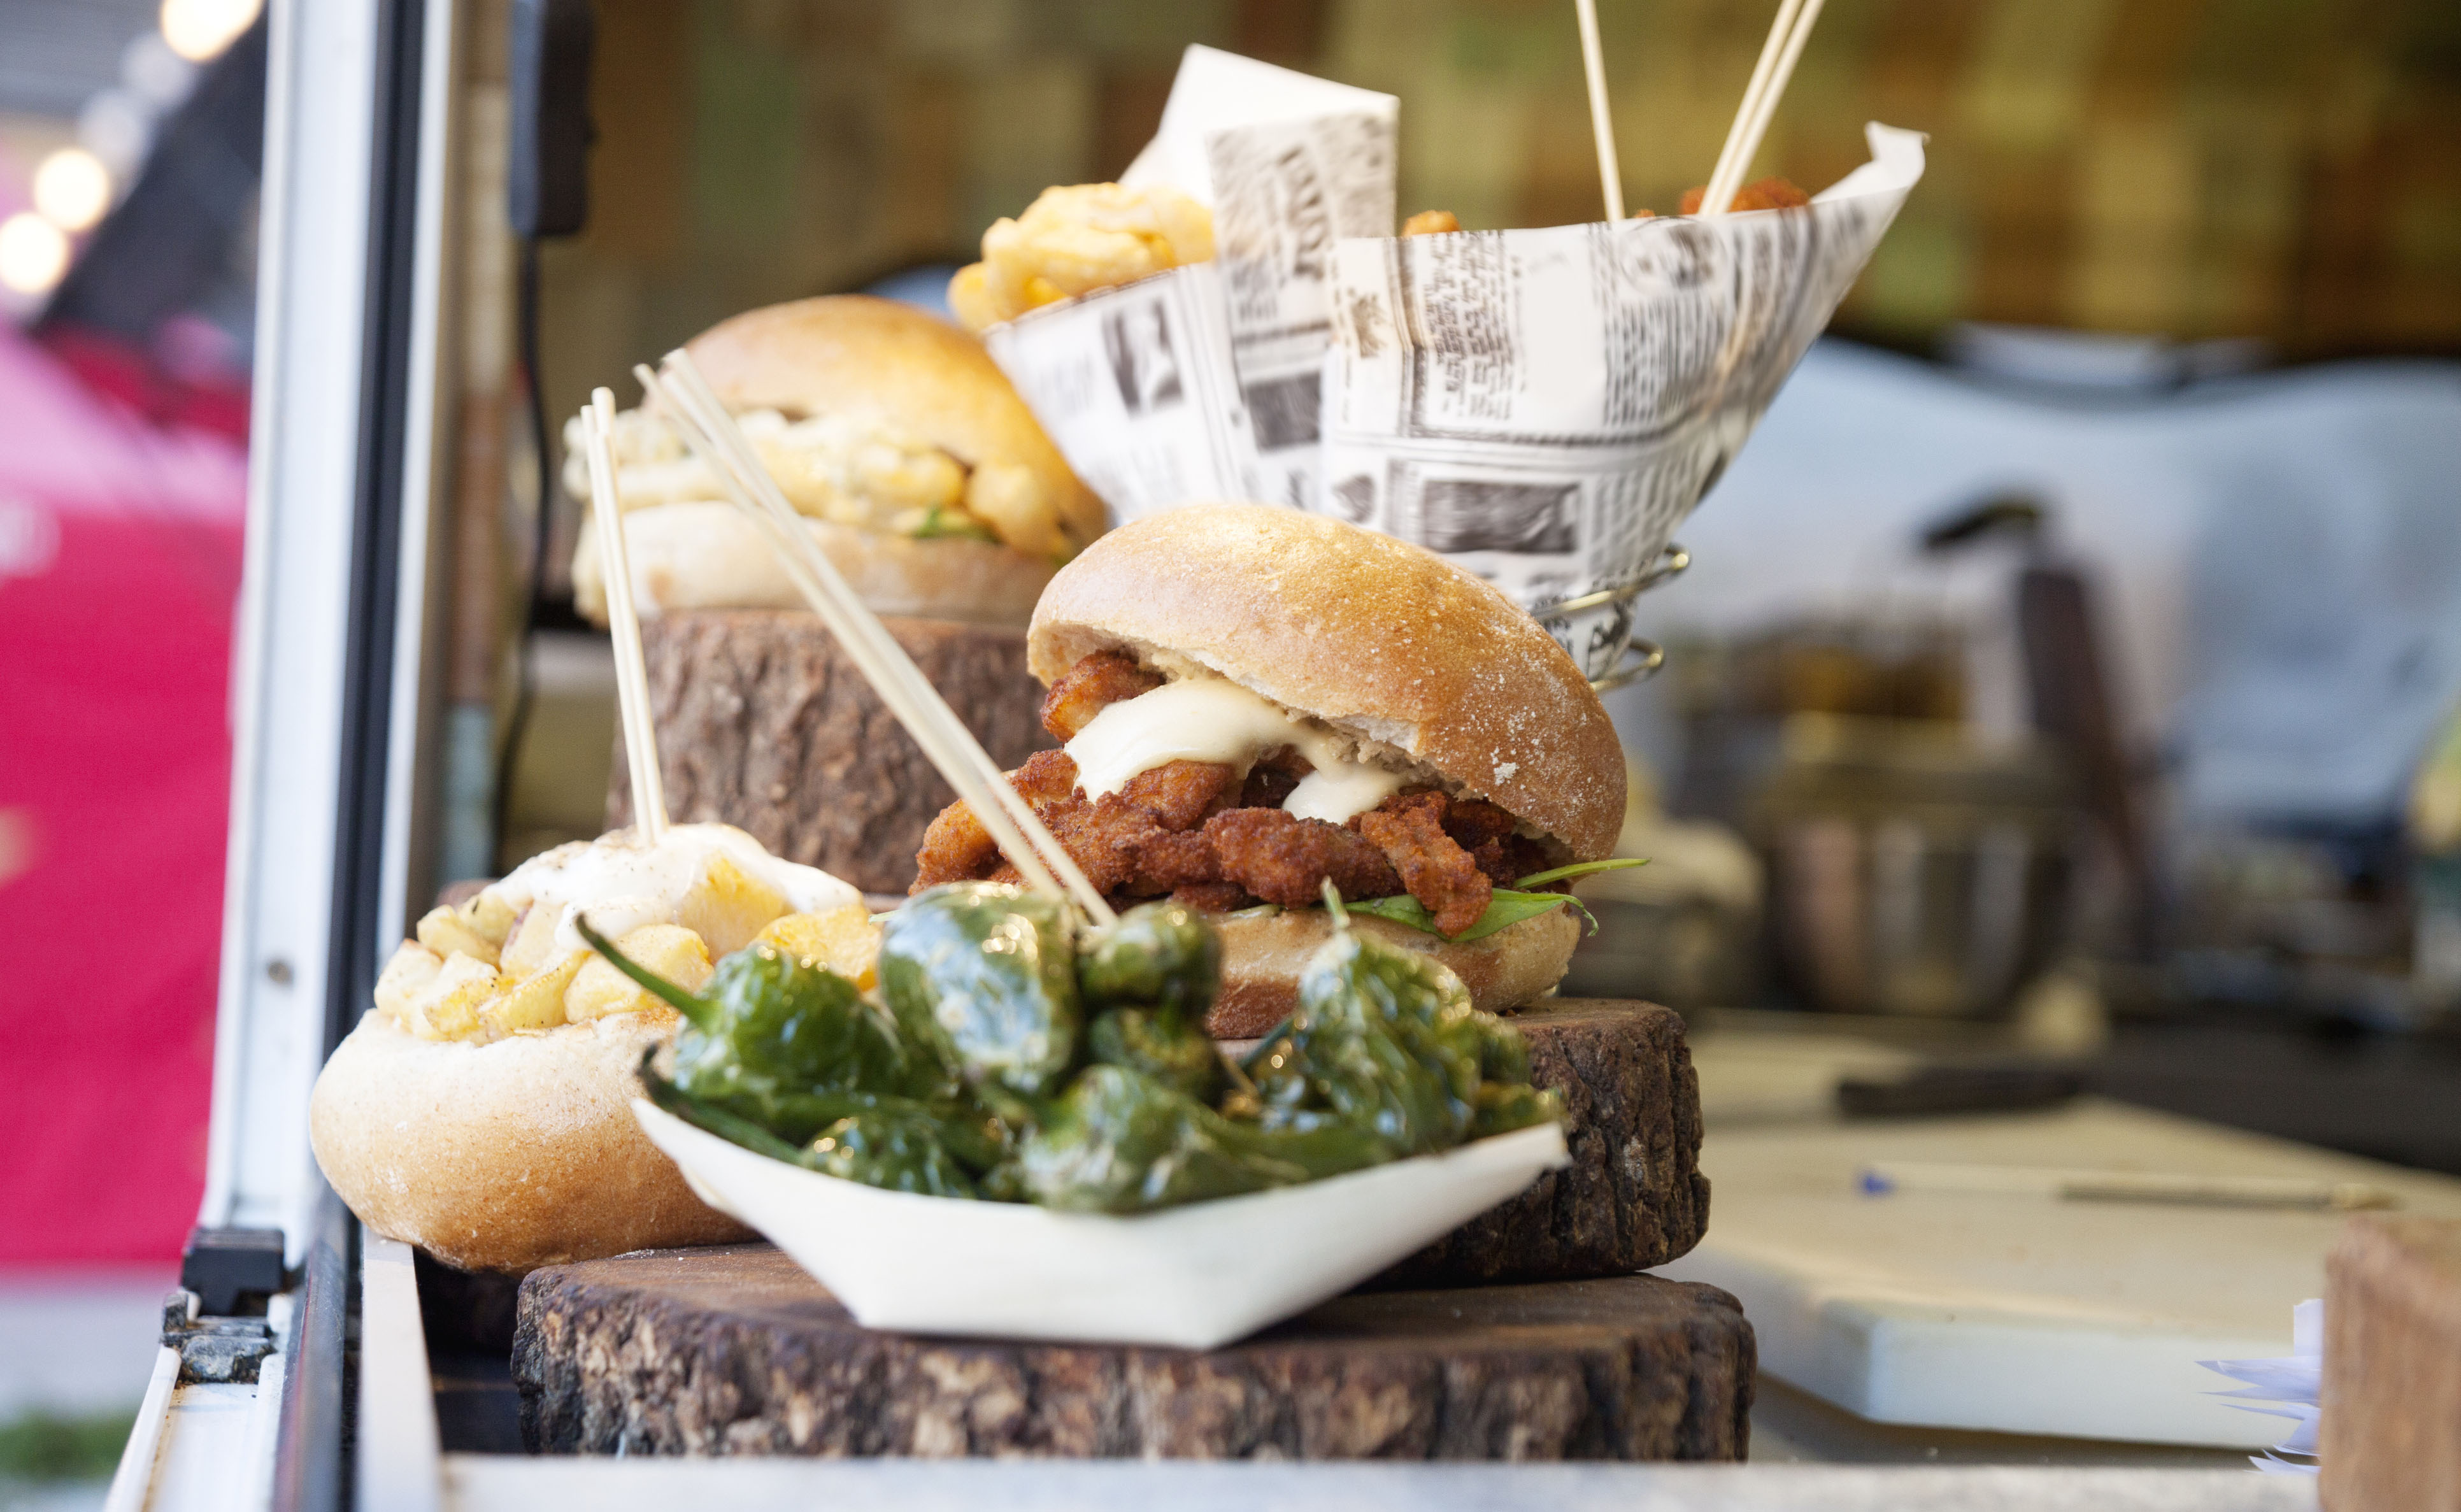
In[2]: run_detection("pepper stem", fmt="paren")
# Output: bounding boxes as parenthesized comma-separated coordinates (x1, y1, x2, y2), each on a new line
(575, 913, 717, 1027)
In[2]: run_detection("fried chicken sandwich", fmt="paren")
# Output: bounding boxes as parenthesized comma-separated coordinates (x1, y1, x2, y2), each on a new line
(914, 504, 1627, 1038)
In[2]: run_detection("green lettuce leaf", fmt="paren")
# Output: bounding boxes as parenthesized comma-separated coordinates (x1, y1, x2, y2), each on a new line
(1341, 857, 1648, 943)
(1509, 856, 1650, 890)
(1342, 887, 1590, 944)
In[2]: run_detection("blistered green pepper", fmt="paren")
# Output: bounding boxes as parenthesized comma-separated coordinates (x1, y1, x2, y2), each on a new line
(1018, 1065, 1304, 1213)
(805, 1108, 981, 1199)
(1272, 922, 1482, 1157)
(1461, 1011, 1559, 1138)
(638, 1059, 806, 1162)
(1087, 1006, 1223, 1105)
(581, 916, 938, 1142)
(1079, 901, 1220, 1016)
(878, 883, 1082, 1098)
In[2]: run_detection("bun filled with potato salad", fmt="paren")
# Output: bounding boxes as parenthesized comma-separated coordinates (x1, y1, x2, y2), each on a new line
(309, 825, 878, 1272)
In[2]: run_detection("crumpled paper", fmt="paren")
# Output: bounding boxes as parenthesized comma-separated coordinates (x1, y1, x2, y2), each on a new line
(2201, 1298, 2323, 1475)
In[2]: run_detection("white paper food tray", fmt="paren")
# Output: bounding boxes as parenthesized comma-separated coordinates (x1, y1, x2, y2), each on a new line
(635, 1099, 1568, 1350)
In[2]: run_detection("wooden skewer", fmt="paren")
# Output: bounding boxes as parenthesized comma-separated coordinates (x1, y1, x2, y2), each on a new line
(581, 387, 667, 846)
(1573, 0, 1625, 222)
(1701, 0, 1825, 217)
(635, 355, 1118, 927)
(1701, 0, 1803, 215)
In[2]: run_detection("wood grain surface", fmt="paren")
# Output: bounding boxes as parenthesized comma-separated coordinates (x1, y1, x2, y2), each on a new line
(2323, 1214, 2461, 1510)
(515, 1245, 1751, 1460)
(1373, 998, 1707, 1288)
(608, 609, 1054, 894)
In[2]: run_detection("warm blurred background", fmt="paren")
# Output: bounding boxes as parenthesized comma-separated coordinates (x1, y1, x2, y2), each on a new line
(1, 0, 2457, 1492)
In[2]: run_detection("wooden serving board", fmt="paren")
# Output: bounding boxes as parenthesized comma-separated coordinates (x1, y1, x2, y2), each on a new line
(1373, 998, 1706, 1288)
(515, 1245, 1751, 1461)
(609, 610, 1054, 894)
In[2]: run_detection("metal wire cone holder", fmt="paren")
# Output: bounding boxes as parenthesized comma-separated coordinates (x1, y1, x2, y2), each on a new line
(1529, 543, 1690, 693)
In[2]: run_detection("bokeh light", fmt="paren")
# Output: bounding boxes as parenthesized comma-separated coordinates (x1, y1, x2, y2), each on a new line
(159, 0, 264, 64)
(34, 150, 113, 234)
(0, 214, 72, 297)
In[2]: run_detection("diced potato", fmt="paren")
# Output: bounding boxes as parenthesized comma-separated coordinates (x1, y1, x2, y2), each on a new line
(673, 853, 787, 958)
(754, 906, 881, 991)
(565, 924, 711, 1023)
(461, 888, 520, 946)
(497, 902, 563, 979)
(416, 905, 500, 968)
(476, 953, 585, 1039)
(373, 940, 443, 1027)
(403, 951, 499, 1040)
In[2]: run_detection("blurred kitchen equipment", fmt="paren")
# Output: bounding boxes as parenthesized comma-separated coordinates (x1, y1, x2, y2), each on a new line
(1669, 612, 1969, 831)
(1756, 714, 2078, 1018)
(1922, 493, 2155, 948)
(2411, 704, 2461, 1013)
(1563, 759, 1764, 1009)
(1857, 1160, 2397, 1211)
(1836, 1062, 2083, 1118)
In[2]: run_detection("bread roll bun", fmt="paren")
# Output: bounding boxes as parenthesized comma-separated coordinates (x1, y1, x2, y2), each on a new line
(1206, 905, 1582, 1039)
(1029, 504, 1625, 861)
(309, 1009, 749, 1274)
(573, 500, 1053, 627)
(685, 295, 1106, 560)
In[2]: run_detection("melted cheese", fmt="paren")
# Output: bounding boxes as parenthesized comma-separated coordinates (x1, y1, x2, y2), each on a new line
(1064, 678, 1406, 824)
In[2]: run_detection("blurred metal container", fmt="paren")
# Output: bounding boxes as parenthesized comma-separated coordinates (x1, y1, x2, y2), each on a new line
(1562, 814, 1764, 1011)
(1755, 715, 2078, 1018)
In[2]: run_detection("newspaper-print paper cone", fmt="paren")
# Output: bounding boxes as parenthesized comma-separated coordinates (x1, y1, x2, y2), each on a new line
(1322, 124, 1927, 681)
(982, 47, 1397, 522)
(983, 262, 1255, 523)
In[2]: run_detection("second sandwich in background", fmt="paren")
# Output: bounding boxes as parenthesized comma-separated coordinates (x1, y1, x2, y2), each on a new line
(915, 504, 1630, 1037)
(570, 295, 1108, 892)
(570, 294, 1106, 625)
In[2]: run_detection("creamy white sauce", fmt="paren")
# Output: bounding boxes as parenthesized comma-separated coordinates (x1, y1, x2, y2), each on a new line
(483, 822, 859, 953)
(1283, 763, 1406, 824)
(1063, 677, 1406, 824)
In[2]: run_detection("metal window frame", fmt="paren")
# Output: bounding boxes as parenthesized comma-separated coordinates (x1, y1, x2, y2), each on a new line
(147, 0, 459, 1504)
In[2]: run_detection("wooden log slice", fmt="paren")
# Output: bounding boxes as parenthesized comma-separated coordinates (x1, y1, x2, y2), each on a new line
(515, 1244, 1751, 1460)
(1371, 999, 1708, 1288)
(609, 610, 1055, 894)
(2322, 1215, 2461, 1512)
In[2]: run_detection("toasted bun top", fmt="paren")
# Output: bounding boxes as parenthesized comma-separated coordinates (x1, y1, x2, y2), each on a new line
(1027, 505, 1624, 860)
(683, 296, 1106, 554)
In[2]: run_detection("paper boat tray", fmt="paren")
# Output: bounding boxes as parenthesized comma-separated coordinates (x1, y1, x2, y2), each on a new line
(634, 1099, 1569, 1350)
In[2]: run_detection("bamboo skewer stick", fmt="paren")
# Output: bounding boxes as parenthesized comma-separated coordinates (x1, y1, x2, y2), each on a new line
(1701, 0, 1802, 215)
(636, 355, 1118, 927)
(1573, 0, 1625, 222)
(581, 387, 667, 846)
(1701, 0, 1825, 217)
